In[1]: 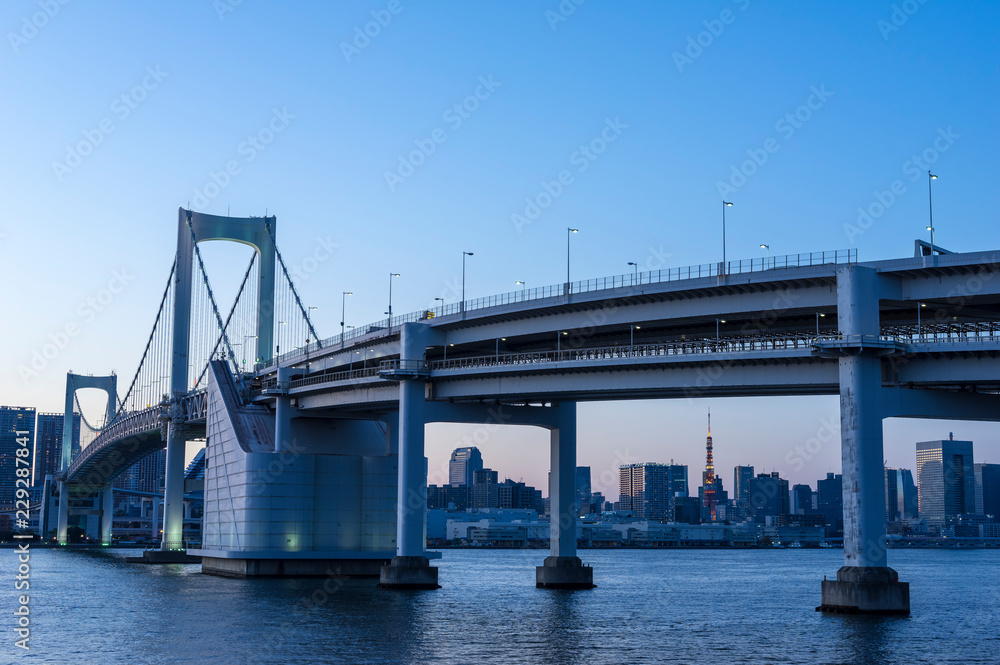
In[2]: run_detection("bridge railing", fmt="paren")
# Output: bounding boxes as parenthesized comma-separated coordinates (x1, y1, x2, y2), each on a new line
(429, 334, 823, 371)
(259, 248, 857, 370)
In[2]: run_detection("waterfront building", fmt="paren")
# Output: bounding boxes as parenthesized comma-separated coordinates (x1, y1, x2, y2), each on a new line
(974, 463, 1000, 519)
(0, 406, 37, 510)
(33, 412, 80, 486)
(885, 467, 919, 522)
(733, 465, 754, 521)
(748, 472, 789, 524)
(619, 462, 687, 522)
(472, 468, 499, 509)
(816, 472, 843, 535)
(916, 435, 975, 528)
(449, 446, 484, 487)
(791, 484, 812, 515)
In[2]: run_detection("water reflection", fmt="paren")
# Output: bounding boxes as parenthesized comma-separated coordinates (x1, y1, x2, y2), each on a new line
(827, 613, 907, 665)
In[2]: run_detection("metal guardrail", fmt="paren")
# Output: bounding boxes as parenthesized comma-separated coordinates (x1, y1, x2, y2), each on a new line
(259, 248, 857, 369)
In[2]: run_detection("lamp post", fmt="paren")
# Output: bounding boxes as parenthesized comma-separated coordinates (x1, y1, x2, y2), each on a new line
(462, 251, 474, 315)
(716, 318, 726, 342)
(515, 280, 526, 300)
(760, 244, 769, 269)
(628, 261, 638, 285)
(722, 201, 733, 274)
(567, 228, 579, 286)
(557, 331, 568, 355)
(927, 171, 938, 250)
(277, 320, 287, 356)
(815, 313, 825, 336)
(243, 335, 257, 367)
(918, 302, 926, 338)
(387, 273, 400, 332)
(340, 292, 352, 349)
(630, 324, 640, 350)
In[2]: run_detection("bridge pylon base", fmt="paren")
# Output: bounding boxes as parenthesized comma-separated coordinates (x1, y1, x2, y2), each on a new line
(378, 556, 440, 590)
(817, 566, 909, 615)
(536, 556, 596, 589)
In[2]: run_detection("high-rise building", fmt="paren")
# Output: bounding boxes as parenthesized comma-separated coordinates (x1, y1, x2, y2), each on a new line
(576, 466, 592, 515)
(619, 462, 687, 522)
(113, 449, 166, 494)
(0, 407, 37, 510)
(747, 472, 789, 524)
(816, 472, 843, 534)
(449, 447, 484, 487)
(498, 479, 544, 513)
(791, 484, 812, 515)
(472, 468, 499, 509)
(733, 465, 754, 521)
(974, 463, 1000, 519)
(33, 413, 81, 486)
(916, 436, 975, 527)
(885, 467, 918, 522)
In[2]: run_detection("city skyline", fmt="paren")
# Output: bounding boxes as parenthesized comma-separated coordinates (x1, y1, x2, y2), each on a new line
(4, 3, 1000, 494)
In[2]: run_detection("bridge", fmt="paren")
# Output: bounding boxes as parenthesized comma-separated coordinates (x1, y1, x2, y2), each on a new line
(50, 207, 1000, 613)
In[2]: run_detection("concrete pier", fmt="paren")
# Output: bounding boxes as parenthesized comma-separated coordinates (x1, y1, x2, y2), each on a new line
(536, 403, 595, 590)
(379, 324, 439, 590)
(820, 266, 908, 615)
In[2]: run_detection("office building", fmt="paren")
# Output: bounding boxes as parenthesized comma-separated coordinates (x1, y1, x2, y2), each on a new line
(33, 412, 80, 486)
(747, 472, 789, 524)
(472, 468, 499, 510)
(619, 462, 687, 523)
(113, 449, 166, 495)
(576, 466, 592, 515)
(449, 447, 484, 487)
(733, 464, 755, 521)
(497, 479, 544, 513)
(974, 463, 1000, 519)
(427, 484, 472, 510)
(0, 407, 37, 510)
(885, 467, 918, 522)
(916, 436, 975, 527)
(816, 472, 843, 535)
(791, 484, 812, 515)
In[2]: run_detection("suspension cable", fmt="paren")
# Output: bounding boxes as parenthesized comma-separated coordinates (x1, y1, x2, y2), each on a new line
(262, 216, 321, 349)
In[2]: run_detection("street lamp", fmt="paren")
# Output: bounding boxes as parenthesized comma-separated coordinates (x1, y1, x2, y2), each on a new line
(277, 320, 287, 355)
(815, 313, 825, 336)
(760, 244, 770, 269)
(243, 335, 257, 367)
(557, 330, 569, 354)
(722, 201, 733, 274)
(630, 324, 641, 349)
(340, 292, 352, 349)
(462, 251, 474, 315)
(628, 261, 638, 285)
(387, 273, 400, 331)
(716, 318, 726, 342)
(567, 228, 579, 286)
(927, 171, 938, 250)
(515, 280, 526, 300)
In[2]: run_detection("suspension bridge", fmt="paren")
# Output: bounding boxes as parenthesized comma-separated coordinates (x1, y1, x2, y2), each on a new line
(47, 207, 1000, 613)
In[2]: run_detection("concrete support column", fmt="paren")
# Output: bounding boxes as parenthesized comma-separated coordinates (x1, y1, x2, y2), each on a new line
(151, 497, 160, 542)
(380, 322, 439, 590)
(161, 424, 186, 550)
(101, 484, 114, 546)
(183, 500, 192, 519)
(820, 265, 908, 614)
(274, 366, 293, 453)
(536, 402, 594, 589)
(56, 481, 69, 545)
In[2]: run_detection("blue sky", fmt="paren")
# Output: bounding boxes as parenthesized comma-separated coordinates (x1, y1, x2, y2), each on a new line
(2, 1, 999, 495)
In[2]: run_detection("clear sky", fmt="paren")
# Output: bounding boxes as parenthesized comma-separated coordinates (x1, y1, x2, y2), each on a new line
(2, 1, 999, 497)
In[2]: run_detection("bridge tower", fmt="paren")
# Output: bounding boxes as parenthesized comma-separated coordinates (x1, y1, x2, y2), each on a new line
(161, 208, 277, 551)
(57, 372, 117, 545)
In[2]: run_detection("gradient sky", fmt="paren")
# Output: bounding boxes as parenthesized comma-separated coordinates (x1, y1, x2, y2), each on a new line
(2, 1, 999, 497)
